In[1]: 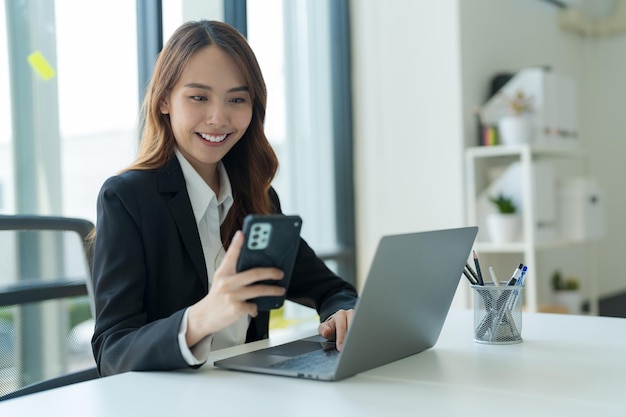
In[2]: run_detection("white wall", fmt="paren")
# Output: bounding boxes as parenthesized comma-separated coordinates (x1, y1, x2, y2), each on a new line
(583, 33, 626, 296)
(350, 0, 466, 292)
(351, 0, 626, 301)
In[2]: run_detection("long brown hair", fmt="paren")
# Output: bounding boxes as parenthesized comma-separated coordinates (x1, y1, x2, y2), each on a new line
(128, 20, 278, 247)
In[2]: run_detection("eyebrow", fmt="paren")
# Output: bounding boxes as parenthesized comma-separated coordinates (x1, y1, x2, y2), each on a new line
(183, 82, 249, 93)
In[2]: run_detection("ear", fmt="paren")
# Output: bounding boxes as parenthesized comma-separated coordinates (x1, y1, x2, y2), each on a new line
(160, 99, 170, 115)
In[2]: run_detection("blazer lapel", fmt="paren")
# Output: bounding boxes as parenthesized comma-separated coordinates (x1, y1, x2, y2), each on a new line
(157, 157, 209, 293)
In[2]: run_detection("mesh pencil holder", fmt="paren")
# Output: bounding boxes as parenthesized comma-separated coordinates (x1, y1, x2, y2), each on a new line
(471, 284, 524, 344)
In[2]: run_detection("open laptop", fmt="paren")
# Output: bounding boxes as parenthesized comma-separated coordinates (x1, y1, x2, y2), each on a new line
(214, 226, 478, 381)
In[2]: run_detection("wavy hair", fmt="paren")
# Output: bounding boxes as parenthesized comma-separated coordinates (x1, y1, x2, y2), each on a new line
(127, 20, 278, 247)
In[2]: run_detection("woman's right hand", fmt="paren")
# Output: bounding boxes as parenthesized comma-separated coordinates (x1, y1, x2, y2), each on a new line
(185, 230, 285, 348)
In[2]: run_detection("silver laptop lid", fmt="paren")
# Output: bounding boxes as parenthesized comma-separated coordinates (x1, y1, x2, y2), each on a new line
(334, 226, 478, 380)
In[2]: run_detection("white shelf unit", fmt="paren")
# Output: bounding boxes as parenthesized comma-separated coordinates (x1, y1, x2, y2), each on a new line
(465, 144, 598, 314)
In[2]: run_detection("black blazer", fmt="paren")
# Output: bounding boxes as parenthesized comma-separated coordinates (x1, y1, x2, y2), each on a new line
(91, 157, 357, 376)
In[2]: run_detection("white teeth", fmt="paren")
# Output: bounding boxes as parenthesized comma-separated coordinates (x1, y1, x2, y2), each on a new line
(199, 133, 227, 142)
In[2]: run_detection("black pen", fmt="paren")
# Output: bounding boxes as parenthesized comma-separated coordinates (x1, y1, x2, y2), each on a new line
(506, 263, 524, 286)
(472, 250, 484, 286)
(462, 268, 478, 285)
(465, 263, 478, 282)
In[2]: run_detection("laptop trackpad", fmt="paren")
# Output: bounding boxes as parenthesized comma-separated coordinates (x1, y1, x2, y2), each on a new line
(215, 337, 334, 369)
(264, 339, 328, 357)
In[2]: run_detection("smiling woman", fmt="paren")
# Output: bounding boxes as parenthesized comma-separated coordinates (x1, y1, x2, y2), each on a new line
(158, 45, 254, 186)
(90, 20, 357, 377)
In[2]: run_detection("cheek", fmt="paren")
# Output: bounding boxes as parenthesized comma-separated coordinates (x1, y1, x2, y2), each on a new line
(169, 104, 199, 128)
(236, 108, 253, 131)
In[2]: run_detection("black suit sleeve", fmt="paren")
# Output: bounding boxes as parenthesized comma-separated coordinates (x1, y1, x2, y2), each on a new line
(91, 175, 193, 376)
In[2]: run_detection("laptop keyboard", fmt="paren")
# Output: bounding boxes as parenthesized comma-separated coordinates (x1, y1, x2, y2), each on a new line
(269, 348, 340, 373)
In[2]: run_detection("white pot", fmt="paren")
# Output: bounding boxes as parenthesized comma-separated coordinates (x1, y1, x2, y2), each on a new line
(553, 290, 582, 314)
(498, 114, 535, 146)
(486, 213, 521, 243)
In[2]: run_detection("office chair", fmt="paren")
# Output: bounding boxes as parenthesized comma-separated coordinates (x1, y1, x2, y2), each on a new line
(0, 215, 99, 401)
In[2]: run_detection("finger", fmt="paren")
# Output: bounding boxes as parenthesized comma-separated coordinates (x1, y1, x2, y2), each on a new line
(334, 313, 349, 351)
(237, 267, 285, 287)
(219, 230, 244, 273)
(238, 283, 286, 302)
(243, 301, 259, 318)
(318, 315, 337, 341)
(318, 321, 335, 340)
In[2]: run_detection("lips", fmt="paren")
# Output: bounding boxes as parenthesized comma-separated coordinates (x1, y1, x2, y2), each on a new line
(198, 132, 228, 143)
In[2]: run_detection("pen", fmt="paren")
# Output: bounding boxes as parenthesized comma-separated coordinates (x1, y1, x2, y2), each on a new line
(490, 263, 524, 335)
(472, 251, 484, 285)
(462, 268, 478, 285)
(488, 266, 500, 286)
(509, 266, 528, 311)
(506, 263, 524, 286)
(516, 266, 528, 286)
(491, 264, 527, 341)
(465, 263, 480, 284)
(494, 263, 523, 309)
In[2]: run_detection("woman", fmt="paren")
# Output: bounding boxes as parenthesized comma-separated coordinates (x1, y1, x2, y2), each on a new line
(91, 20, 357, 376)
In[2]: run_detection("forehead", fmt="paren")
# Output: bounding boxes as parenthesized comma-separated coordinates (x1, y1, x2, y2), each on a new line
(177, 45, 247, 89)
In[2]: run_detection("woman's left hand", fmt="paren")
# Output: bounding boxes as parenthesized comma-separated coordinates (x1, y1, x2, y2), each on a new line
(317, 309, 355, 351)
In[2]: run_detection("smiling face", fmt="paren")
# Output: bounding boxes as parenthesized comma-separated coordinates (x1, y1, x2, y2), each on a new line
(160, 45, 252, 184)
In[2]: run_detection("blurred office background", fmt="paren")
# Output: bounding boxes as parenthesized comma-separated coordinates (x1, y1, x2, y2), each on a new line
(1, 0, 625, 396)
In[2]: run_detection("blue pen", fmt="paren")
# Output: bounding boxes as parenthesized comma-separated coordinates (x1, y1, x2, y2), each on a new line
(517, 266, 528, 286)
(509, 266, 528, 311)
(490, 264, 525, 341)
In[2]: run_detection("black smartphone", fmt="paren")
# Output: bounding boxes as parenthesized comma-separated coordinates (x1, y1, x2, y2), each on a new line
(236, 214, 302, 311)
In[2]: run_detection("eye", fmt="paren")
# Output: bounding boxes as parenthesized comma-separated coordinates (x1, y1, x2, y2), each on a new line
(229, 97, 246, 104)
(190, 95, 207, 102)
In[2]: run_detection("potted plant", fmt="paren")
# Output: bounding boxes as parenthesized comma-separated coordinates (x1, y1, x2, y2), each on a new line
(551, 270, 582, 314)
(486, 193, 521, 243)
(498, 89, 535, 146)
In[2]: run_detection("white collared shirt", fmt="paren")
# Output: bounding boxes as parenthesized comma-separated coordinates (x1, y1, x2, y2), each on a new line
(175, 149, 250, 365)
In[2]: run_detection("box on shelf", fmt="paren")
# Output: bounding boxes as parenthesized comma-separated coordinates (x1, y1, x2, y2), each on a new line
(480, 67, 579, 148)
(558, 178, 606, 241)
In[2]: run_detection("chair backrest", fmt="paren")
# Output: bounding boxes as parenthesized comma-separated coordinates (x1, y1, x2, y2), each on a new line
(0, 215, 98, 400)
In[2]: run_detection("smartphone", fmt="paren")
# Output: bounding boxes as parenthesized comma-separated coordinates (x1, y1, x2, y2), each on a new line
(236, 214, 302, 311)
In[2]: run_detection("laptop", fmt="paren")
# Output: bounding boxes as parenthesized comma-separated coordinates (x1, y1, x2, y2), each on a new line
(214, 226, 478, 381)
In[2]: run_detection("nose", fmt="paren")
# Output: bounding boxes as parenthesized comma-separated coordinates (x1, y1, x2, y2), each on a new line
(206, 102, 228, 126)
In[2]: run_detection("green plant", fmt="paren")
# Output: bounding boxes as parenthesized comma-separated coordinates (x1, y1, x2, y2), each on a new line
(551, 270, 580, 291)
(489, 194, 517, 214)
(502, 89, 534, 115)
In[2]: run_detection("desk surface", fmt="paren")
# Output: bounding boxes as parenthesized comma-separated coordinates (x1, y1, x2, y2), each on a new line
(2, 310, 625, 416)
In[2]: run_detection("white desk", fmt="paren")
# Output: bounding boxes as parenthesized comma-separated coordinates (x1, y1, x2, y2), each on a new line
(2, 310, 625, 416)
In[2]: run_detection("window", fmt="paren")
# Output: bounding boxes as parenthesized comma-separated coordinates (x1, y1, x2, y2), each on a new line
(0, 0, 139, 395)
(246, 0, 355, 286)
(246, 0, 355, 322)
(1, 0, 138, 221)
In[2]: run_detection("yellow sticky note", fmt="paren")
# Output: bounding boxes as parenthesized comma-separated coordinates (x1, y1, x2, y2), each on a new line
(27, 51, 56, 80)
